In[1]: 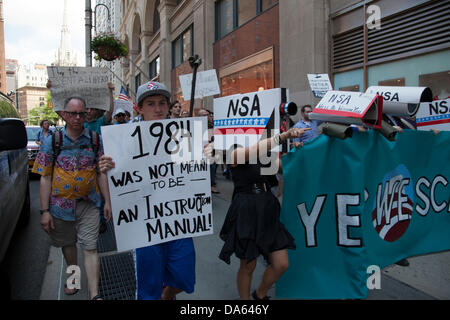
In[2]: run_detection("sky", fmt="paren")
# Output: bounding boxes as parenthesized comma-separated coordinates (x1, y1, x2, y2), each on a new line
(4, 0, 87, 66)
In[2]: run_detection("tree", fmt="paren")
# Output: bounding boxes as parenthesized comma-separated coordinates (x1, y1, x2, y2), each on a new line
(27, 92, 60, 125)
(0, 100, 20, 118)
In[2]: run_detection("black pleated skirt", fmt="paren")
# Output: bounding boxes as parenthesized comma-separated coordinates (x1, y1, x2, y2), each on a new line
(219, 191, 296, 264)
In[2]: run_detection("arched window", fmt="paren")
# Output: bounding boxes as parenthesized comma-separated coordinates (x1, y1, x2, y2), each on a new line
(153, 0, 160, 33)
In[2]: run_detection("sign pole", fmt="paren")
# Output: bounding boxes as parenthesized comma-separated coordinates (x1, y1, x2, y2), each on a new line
(188, 55, 202, 117)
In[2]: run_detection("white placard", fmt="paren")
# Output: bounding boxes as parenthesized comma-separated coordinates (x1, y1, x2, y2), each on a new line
(213, 88, 281, 151)
(416, 99, 450, 131)
(307, 74, 333, 98)
(47, 67, 111, 111)
(101, 117, 212, 252)
(179, 69, 221, 100)
(315, 91, 378, 114)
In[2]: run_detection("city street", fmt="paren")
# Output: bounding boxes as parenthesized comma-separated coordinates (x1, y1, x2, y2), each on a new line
(3, 170, 450, 301)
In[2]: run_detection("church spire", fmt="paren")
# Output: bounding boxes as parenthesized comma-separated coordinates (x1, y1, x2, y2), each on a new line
(54, 0, 77, 66)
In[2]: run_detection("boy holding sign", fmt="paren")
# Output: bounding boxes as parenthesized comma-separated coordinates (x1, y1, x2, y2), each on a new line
(99, 81, 196, 300)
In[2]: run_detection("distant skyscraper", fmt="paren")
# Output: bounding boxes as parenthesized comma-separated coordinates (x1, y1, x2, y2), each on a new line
(54, 0, 77, 66)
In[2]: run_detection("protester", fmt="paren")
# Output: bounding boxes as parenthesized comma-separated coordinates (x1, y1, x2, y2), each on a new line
(84, 82, 115, 132)
(99, 81, 197, 300)
(33, 96, 112, 300)
(169, 100, 182, 118)
(113, 108, 128, 125)
(217, 126, 311, 300)
(36, 119, 53, 149)
(198, 108, 219, 194)
(292, 105, 321, 144)
(46, 80, 114, 233)
(125, 110, 131, 122)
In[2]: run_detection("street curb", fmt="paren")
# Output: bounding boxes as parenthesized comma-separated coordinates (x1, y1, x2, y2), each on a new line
(39, 246, 61, 300)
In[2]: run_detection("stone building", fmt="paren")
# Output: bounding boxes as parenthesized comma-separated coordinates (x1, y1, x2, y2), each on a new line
(118, 0, 450, 117)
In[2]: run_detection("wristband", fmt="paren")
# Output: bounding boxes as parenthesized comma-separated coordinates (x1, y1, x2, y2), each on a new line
(40, 209, 50, 215)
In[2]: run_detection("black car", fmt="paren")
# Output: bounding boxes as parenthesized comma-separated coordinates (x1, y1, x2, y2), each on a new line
(0, 118, 30, 297)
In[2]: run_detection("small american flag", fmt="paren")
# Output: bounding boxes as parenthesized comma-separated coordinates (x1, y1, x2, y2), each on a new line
(118, 86, 130, 101)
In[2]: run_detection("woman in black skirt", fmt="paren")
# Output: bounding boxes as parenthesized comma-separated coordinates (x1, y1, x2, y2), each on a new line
(219, 127, 310, 300)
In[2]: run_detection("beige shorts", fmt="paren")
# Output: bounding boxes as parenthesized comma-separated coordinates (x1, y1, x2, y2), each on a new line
(49, 200, 100, 251)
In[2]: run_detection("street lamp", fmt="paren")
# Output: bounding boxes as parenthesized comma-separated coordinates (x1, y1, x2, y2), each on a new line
(85, 1, 112, 67)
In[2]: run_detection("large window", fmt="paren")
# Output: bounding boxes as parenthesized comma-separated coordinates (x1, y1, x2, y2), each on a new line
(220, 59, 273, 97)
(153, 0, 160, 33)
(149, 57, 160, 80)
(215, 0, 278, 40)
(135, 73, 141, 94)
(172, 26, 193, 68)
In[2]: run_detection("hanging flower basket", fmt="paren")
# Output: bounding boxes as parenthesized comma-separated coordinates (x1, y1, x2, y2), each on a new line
(91, 33, 128, 62)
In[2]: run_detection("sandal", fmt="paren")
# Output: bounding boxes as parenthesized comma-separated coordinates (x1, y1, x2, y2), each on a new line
(91, 294, 104, 300)
(252, 290, 270, 300)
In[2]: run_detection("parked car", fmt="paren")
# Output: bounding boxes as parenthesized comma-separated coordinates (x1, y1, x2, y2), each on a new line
(0, 118, 30, 297)
(25, 126, 40, 171)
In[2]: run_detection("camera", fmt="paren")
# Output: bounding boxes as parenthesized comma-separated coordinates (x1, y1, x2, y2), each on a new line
(280, 102, 298, 116)
(366, 86, 433, 117)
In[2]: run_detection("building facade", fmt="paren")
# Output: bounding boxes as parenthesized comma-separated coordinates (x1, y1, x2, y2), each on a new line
(16, 86, 49, 123)
(118, 0, 450, 117)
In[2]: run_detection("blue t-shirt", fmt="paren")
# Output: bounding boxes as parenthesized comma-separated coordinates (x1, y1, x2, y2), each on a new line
(292, 120, 321, 143)
(84, 115, 108, 135)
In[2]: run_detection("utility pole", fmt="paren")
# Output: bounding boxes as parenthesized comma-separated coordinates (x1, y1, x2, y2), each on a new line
(85, 0, 92, 66)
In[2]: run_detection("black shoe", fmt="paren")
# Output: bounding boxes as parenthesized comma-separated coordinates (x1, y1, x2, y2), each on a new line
(99, 221, 107, 234)
(252, 290, 270, 300)
(395, 258, 409, 267)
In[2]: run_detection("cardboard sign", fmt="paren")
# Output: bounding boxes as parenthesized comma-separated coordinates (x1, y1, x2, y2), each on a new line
(213, 88, 282, 151)
(310, 90, 383, 128)
(101, 117, 212, 252)
(416, 99, 450, 131)
(307, 74, 333, 98)
(179, 69, 221, 100)
(47, 66, 110, 111)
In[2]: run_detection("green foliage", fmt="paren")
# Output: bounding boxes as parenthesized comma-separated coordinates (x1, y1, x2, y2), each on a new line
(91, 32, 128, 62)
(0, 100, 20, 118)
(27, 93, 60, 125)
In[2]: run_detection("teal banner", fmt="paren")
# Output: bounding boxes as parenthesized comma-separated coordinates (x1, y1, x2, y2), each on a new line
(277, 130, 450, 299)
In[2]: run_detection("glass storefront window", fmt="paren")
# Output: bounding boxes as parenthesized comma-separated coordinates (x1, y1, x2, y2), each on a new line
(419, 70, 450, 100)
(237, 0, 257, 27)
(261, 0, 278, 12)
(220, 60, 273, 97)
(217, 0, 234, 39)
(182, 29, 192, 63)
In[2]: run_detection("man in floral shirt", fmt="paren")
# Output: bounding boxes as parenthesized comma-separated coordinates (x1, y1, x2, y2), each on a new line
(33, 96, 112, 300)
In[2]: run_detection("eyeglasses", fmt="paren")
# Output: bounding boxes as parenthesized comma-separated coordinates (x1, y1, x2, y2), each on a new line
(65, 111, 87, 118)
(116, 113, 125, 117)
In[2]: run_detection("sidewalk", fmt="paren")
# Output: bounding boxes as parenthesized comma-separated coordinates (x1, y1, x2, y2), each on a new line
(40, 167, 450, 300)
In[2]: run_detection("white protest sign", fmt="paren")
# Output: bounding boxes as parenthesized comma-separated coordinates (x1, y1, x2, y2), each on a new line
(101, 117, 212, 252)
(416, 99, 450, 131)
(213, 88, 282, 151)
(310, 90, 382, 128)
(47, 66, 110, 111)
(307, 74, 333, 98)
(114, 99, 134, 120)
(179, 69, 221, 100)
